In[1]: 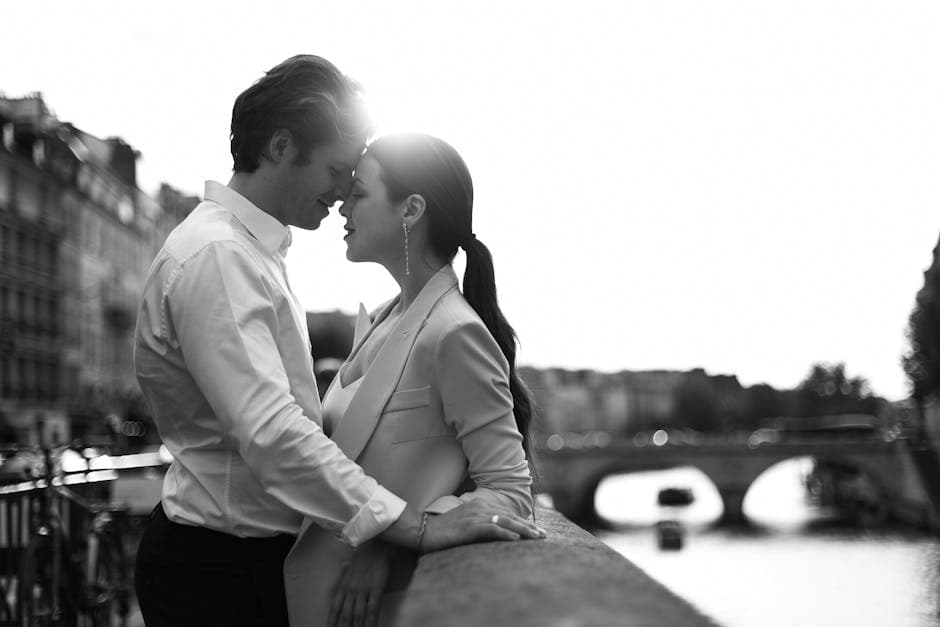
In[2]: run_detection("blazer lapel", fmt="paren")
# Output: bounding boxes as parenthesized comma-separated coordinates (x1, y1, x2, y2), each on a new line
(352, 303, 373, 349)
(331, 266, 459, 461)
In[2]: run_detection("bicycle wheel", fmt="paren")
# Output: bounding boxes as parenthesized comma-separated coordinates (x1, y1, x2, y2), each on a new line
(17, 535, 78, 626)
(85, 532, 129, 627)
(0, 576, 15, 622)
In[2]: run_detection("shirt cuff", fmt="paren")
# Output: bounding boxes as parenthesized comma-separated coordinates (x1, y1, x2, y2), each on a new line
(339, 485, 407, 547)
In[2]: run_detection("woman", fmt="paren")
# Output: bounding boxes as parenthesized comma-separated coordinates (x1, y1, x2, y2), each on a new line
(283, 133, 536, 627)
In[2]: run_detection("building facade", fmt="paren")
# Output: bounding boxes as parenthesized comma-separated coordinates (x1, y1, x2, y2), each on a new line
(520, 365, 734, 444)
(0, 93, 197, 446)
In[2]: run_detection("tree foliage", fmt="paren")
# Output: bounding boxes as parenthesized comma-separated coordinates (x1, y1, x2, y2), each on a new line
(742, 383, 786, 422)
(668, 362, 884, 434)
(795, 362, 880, 417)
(674, 376, 720, 431)
(306, 310, 355, 360)
(903, 233, 940, 402)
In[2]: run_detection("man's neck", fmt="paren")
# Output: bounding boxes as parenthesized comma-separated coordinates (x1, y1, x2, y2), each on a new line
(228, 172, 286, 225)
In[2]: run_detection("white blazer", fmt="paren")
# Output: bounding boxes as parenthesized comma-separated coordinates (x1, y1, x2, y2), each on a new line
(283, 265, 533, 626)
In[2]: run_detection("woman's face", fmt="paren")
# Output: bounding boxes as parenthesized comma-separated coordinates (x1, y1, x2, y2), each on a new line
(339, 154, 403, 266)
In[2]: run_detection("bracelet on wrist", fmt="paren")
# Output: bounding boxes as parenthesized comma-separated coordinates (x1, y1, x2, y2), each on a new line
(416, 511, 429, 552)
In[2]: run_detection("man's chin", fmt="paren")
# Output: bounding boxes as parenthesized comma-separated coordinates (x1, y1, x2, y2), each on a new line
(293, 214, 327, 230)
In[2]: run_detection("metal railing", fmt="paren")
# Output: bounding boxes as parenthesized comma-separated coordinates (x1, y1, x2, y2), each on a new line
(0, 449, 166, 625)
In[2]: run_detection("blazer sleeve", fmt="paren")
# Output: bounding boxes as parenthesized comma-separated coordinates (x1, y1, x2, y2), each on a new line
(425, 319, 533, 518)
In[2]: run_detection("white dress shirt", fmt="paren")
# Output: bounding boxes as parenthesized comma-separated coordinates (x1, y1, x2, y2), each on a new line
(133, 181, 406, 544)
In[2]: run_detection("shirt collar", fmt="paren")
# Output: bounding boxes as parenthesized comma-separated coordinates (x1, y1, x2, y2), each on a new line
(204, 181, 292, 256)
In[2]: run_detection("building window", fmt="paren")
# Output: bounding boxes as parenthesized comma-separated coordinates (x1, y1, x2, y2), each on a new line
(49, 299, 59, 336)
(49, 241, 58, 277)
(90, 216, 100, 254)
(33, 360, 44, 400)
(23, 359, 35, 400)
(0, 166, 9, 209)
(0, 286, 9, 325)
(15, 178, 40, 221)
(1, 357, 12, 399)
(21, 290, 33, 330)
(50, 362, 60, 401)
(16, 358, 25, 400)
(36, 237, 47, 274)
(15, 289, 24, 326)
(32, 140, 46, 168)
(39, 361, 50, 401)
(22, 235, 34, 269)
(67, 366, 79, 402)
(34, 295, 44, 334)
(118, 196, 134, 224)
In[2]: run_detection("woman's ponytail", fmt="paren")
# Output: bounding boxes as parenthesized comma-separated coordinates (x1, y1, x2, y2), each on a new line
(461, 237, 534, 465)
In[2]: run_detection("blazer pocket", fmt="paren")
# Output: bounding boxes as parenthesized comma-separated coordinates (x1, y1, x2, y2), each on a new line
(383, 386, 431, 413)
(382, 387, 450, 444)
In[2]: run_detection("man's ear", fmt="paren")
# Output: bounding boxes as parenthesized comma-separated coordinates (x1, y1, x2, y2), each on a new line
(402, 194, 427, 228)
(266, 129, 293, 164)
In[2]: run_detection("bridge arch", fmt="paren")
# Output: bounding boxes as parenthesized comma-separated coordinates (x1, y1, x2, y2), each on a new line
(686, 454, 800, 525)
(803, 453, 894, 524)
(594, 466, 723, 526)
(537, 439, 906, 527)
(545, 460, 646, 526)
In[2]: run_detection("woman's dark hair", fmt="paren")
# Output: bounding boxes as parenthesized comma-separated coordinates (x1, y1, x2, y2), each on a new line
(364, 133, 535, 463)
(230, 54, 373, 173)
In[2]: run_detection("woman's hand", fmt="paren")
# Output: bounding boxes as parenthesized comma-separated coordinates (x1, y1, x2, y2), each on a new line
(328, 541, 392, 627)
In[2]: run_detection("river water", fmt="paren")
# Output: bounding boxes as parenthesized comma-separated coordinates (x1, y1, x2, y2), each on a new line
(590, 458, 940, 627)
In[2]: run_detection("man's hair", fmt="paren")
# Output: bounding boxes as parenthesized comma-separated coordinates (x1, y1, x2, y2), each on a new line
(230, 55, 373, 172)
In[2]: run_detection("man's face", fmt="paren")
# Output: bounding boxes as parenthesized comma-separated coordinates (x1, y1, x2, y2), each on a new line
(279, 137, 364, 230)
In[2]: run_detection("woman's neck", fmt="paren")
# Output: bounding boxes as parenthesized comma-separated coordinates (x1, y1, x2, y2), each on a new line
(391, 257, 447, 309)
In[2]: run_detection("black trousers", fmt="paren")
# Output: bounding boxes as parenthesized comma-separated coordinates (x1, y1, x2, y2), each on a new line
(134, 504, 296, 627)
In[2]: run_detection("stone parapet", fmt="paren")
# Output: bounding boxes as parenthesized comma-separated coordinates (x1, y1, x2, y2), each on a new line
(391, 507, 717, 627)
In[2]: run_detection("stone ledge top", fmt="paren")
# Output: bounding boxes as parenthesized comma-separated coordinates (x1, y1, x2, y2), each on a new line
(391, 506, 718, 627)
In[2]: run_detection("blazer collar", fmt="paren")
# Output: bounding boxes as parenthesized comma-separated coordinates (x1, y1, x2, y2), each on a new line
(331, 265, 459, 461)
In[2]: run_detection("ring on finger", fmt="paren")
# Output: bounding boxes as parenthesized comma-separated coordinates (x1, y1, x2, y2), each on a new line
(490, 514, 500, 524)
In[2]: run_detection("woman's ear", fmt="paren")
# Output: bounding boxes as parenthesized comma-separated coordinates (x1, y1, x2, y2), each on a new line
(402, 193, 427, 228)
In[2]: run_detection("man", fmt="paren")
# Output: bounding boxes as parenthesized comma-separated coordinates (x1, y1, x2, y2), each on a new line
(133, 55, 542, 626)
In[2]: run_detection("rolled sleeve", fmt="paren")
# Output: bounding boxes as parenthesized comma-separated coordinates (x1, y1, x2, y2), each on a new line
(340, 485, 408, 546)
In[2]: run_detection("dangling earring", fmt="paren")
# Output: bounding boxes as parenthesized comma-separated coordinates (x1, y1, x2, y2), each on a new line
(402, 221, 410, 276)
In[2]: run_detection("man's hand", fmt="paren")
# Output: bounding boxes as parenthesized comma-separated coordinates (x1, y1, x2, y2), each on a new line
(328, 541, 392, 627)
(419, 500, 545, 553)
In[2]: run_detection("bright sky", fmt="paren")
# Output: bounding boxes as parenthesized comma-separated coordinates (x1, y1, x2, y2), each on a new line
(3, 0, 938, 400)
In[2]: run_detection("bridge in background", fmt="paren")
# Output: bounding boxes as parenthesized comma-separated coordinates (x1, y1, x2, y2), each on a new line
(536, 435, 937, 526)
